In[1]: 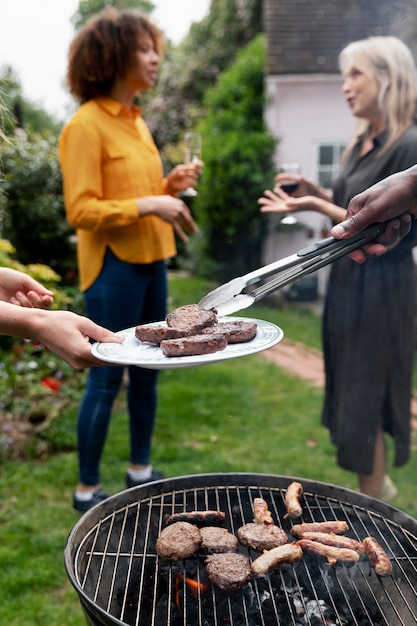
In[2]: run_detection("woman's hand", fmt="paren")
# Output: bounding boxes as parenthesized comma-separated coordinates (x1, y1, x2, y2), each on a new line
(167, 161, 203, 193)
(258, 189, 317, 215)
(0, 268, 54, 308)
(0, 302, 124, 370)
(138, 195, 198, 241)
(33, 310, 124, 370)
(275, 173, 331, 200)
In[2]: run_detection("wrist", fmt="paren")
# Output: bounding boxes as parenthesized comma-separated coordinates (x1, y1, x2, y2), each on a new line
(137, 196, 157, 216)
(164, 176, 176, 195)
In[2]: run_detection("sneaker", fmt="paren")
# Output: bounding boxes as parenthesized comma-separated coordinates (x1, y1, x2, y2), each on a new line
(381, 475, 398, 502)
(73, 488, 110, 513)
(126, 469, 166, 489)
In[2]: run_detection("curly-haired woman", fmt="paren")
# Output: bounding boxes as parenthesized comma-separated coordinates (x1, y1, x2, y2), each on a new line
(59, 8, 200, 512)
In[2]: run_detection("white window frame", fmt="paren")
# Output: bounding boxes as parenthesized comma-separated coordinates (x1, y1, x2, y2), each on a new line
(313, 141, 346, 191)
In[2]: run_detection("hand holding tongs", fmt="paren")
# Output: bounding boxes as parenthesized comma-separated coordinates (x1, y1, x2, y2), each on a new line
(198, 223, 383, 317)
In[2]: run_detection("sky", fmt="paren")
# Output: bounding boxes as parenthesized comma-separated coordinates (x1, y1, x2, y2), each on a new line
(0, 0, 210, 119)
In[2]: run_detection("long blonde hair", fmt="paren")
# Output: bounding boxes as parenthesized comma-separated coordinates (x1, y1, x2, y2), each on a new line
(339, 36, 417, 156)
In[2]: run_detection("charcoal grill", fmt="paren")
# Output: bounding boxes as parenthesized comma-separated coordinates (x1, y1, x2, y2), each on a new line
(64, 473, 417, 626)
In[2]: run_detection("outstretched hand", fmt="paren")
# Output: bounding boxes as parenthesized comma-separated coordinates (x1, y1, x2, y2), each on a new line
(258, 188, 318, 215)
(22, 309, 124, 370)
(33, 310, 124, 370)
(0, 267, 54, 308)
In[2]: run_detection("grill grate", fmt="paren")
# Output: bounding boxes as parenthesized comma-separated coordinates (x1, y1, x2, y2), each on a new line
(65, 474, 417, 626)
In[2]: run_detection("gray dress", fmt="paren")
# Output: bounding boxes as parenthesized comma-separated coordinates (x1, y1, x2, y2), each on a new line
(322, 125, 417, 474)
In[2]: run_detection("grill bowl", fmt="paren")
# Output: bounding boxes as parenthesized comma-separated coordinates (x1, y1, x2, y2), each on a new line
(64, 473, 417, 626)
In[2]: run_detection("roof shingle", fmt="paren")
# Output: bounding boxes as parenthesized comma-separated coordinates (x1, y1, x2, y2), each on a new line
(264, 0, 412, 75)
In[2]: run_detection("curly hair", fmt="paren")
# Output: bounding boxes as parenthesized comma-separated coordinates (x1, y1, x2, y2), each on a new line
(66, 8, 164, 103)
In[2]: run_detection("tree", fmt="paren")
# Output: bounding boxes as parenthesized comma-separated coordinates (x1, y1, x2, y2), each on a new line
(0, 65, 63, 136)
(71, 0, 154, 30)
(194, 35, 276, 280)
(145, 0, 263, 148)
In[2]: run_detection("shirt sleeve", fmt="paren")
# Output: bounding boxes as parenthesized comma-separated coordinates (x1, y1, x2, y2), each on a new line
(59, 121, 139, 232)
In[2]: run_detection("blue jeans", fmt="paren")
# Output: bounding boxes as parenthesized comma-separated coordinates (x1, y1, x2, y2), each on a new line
(77, 249, 167, 486)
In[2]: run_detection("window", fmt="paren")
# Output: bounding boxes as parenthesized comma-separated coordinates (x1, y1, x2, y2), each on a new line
(315, 142, 346, 190)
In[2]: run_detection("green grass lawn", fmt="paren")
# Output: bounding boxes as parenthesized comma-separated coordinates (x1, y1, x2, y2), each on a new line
(0, 273, 416, 625)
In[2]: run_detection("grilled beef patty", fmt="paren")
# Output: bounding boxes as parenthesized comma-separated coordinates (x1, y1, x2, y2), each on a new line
(166, 304, 217, 334)
(135, 304, 257, 357)
(161, 333, 227, 357)
(199, 527, 239, 553)
(237, 523, 289, 552)
(205, 552, 251, 591)
(201, 320, 257, 344)
(156, 522, 201, 561)
(135, 325, 188, 345)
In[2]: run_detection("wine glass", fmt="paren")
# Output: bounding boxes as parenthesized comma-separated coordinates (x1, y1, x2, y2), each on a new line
(183, 132, 202, 197)
(276, 163, 301, 225)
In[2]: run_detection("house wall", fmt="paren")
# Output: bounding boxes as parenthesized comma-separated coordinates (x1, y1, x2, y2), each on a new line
(265, 74, 355, 178)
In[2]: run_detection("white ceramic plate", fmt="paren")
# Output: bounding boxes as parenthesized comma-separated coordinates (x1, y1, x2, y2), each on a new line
(91, 316, 284, 369)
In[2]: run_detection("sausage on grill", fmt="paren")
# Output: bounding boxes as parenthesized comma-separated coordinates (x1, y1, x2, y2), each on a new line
(296, 538, 360, 565)
(165, 510, 226, 527)
(291, 520, 349, 537)
(251, 542, 303, 576)
(297, 531, 364, 554)
(253, 497, 274, 525)
(284, 481, 303, 519)
(362, 536, 393, 577)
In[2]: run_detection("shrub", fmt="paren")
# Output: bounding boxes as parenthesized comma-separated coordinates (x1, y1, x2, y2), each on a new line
(194, 35, 277, 280)
(0, 132, 77, 281)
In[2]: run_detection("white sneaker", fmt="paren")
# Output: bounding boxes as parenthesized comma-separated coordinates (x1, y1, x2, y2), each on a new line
(381, 475, 397, 502)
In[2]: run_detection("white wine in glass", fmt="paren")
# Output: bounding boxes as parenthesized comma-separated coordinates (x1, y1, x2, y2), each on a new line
(183, 132, 202, 197)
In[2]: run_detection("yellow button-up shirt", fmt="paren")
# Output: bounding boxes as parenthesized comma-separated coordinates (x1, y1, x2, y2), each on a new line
(59, 98, 176, 291)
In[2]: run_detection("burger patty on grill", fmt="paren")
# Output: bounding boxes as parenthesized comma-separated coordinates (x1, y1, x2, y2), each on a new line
(205, 552, 251, 591)
(156, 522, 201, 561)
(199, 526, 239, 553)
(237, 523, 289, 551)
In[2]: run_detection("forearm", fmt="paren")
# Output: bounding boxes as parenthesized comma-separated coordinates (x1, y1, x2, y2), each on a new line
(0, 302, 49, 340)
(304, 196, 346, 222)
(137, 196, 165, 216)
(305, 180, 333, 202)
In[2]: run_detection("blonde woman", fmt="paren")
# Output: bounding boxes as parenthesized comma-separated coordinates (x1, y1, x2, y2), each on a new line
(259, 36, 417, 500)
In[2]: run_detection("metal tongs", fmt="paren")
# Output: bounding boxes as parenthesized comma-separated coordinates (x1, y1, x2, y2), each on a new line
(198, 223, 383, 317)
